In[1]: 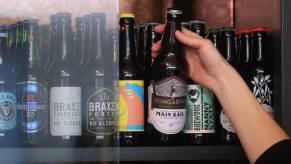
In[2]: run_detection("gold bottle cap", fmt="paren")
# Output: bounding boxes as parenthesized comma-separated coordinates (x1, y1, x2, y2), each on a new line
(120, 13, 135, 18)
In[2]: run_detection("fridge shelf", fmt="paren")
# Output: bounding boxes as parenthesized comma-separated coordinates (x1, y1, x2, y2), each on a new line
(0, 146, 246, 162)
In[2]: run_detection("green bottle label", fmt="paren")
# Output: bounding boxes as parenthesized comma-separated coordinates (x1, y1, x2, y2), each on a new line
(184, 85, 215, 133)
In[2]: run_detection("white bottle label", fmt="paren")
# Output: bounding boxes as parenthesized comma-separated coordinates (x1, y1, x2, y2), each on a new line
(50, 87, 82, 136)
(251, 74, 274, 117)
(151, 76, 187, 134)
(220, 110, 236, 133)
(184, 85, 215, 134)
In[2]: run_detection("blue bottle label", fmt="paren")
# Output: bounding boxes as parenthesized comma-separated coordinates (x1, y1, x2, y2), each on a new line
(0, 92, 16, 130)
(17, 82, 47, 133)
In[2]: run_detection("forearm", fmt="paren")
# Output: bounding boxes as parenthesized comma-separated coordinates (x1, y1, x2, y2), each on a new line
(213, 64, 289, 163)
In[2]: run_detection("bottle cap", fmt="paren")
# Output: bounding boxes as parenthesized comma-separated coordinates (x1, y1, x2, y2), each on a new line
(238, 28, 251, 34)
(252, 27, 268, 32)
(167, 9, 182, 15)
(120, 13, 135, 18)
(221, 27, 235, 32)
(189, 20, 206, 24)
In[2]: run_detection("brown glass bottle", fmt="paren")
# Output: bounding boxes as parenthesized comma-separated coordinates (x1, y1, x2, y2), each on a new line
(247, 27, 274, 117)
(148, 9, 187, 146)
(82, 13, 116, 147)
(184, 20, 216, 145)
(144, 22, 161, 140)
(119, 13, 144, 146)
(49, 12, 82, 147)
(15, 20, 48, 146)
(219, 27, 240, 145)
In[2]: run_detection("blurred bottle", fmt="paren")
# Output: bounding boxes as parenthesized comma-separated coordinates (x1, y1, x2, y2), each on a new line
(119, 13, 144, 146)
(49, 12, 82, 146)
(16, 19, 48, 146)
(0, 25, 17, 146)
(82, 13, 116, 147)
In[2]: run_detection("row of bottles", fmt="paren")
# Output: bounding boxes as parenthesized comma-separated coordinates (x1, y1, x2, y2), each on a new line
(0, 12, 118, 147)
(0, 9, 273, 147)
(119, 9, 273, 146)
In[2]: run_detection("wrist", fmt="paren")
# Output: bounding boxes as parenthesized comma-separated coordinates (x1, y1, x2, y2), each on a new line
(212, 63, 242, 98)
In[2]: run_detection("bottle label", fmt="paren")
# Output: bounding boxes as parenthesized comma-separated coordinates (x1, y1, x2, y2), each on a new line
(119, 80, 144, 132)
(152, 76, 187, 134)
(0, 92, 16, 130)
(184, 85, 215, 134)
(147, 85, 153, 124)
(50, 87, 82, 136)
(85, 88, 116, 135)
(251, 73, 274, 117)
(17, 82, 47, 133)
(220, 110, 236, 133)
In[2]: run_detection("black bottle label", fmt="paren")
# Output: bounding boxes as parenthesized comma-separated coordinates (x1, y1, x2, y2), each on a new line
(16, 82, 47, 133)
(151, 76, 187, 134)
(85, 88, 116, 135)
(0, 92, 16, 130)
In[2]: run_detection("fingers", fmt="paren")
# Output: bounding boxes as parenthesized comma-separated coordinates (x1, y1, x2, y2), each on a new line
(151, 40, 162, 58)
(175, 30, 204, 49)
(155, 24, 165, 33)
(182, 27, 204, 39)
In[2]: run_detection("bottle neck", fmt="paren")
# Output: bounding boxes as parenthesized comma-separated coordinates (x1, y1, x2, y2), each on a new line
(252, 32, 266, 63)
(119, 21, 136, 62)
(56, 20, 73, 64)
(221, 32, 235, 63)
(88, 21, 105, 65)
(239, 33, 251, 63)
(160, 17, 182, 56)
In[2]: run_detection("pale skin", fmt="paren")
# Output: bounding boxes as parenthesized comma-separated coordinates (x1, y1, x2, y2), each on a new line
(152, 25, 290, 164)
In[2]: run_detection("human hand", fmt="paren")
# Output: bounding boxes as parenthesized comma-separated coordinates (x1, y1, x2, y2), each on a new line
(152, 24, 234, 92)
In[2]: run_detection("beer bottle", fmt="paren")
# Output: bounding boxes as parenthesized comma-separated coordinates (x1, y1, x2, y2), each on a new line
(248, 27, 274, 117)
(144, 22, 161, 139)
(49, 12, 82, 146)
(237, 29, 252, 78)
(82, 13, 116, 147)
(16, 19, 48, 146)
(148, 9, 187, 146)
(184, 20, 216, 145)
(0, 25, 17, 146)
(119, 13, 144, 146)
(136, 24, 146, 70)
(219, 27, 240, 144)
